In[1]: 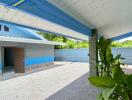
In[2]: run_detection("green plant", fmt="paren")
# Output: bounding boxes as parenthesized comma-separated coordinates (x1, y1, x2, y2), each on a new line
(97, 37, 112, 76)
(88, 36, 132, 100)
(97, 37, 124, 76)
(89, 62, 132, 100)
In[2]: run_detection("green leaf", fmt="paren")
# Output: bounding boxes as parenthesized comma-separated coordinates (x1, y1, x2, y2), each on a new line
(102, 87, 116, 100)
(112, 63, 125, 84)
(119, 90, 129, 100)
(125, 74, 132, 90)
(88, 76, 115, 88)
(96, 93, 104, 100)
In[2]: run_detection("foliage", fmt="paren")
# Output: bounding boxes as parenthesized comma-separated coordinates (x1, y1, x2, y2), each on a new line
(97, 37, 122, 76)
(63, 40, 89, 49)
(111, 40, 132, 47)
(38, 32, 68, 42)
(89, 63, 132, 100)
(88, 36, 132, 100)
(38, 32, 132, 48)
(89, 76, 115, 88)
(38, 32, 89, 49)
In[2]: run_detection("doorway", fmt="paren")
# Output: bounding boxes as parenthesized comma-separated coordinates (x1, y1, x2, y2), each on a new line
(4, 47, 14, 73)
(3, 47, 25, 73)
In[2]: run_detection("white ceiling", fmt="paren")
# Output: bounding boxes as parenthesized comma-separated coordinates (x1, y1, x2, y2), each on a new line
(0, 0, 132, 40)
(49, 0, 132, 38)
(0, 4, 88, 41)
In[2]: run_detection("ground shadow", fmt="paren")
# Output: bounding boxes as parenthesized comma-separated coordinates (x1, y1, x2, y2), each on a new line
(45, 72, 98, 100)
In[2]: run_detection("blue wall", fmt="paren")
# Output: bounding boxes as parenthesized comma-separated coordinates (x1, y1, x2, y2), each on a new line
(24, 56, 54, 67)
(0, 22, 42, 40)
(55, 49, 89, 62)
(55, 48, 132, 65)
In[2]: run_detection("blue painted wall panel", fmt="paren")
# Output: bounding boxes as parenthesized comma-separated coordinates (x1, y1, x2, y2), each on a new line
(25, 56, 54, 67)
(0, 22, 42, 40)
(55, 48, 132, 65)
(55, 49, 89, 62)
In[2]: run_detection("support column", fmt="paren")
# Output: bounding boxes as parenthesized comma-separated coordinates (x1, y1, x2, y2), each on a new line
(89, 29, 98, 76)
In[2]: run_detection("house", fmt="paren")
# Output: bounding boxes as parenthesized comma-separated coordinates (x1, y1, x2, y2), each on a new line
(0, 22, 64, 79)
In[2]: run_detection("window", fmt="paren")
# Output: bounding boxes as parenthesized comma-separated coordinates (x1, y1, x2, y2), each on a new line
(4, 25, 9, 32)
(0, 25, 1, 30)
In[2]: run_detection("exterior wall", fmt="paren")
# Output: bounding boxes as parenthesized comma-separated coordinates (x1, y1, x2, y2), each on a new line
(55, 49, 89, 62)
(0, 45, 54, 80)
(24, 45, 54, 71)
(112, 48, 132, 65)
(55, 48, 132, 65)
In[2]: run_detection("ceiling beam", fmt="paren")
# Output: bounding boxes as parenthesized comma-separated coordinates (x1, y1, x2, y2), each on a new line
(0, 0, 92, 36)
(111, 32, 132, 41)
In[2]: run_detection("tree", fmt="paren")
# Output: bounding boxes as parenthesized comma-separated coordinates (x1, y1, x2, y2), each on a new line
(111, 40, 132, 47)
(37, 32, 89, 49)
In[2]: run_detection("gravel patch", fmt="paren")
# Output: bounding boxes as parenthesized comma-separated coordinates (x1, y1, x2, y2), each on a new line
(0, 62, 98, 100)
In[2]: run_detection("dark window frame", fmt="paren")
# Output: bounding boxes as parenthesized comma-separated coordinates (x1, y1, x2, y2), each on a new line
(4, 25, 9, 32)
(0, 25, 1, 30)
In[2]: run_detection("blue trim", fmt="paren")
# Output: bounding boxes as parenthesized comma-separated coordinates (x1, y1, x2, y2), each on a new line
(111, 32, 132, 41)
(0, 0, 92, 36)
(25, 29, 44, 40)
(25, 56, 54, 67)
(0, 20, 87, 41)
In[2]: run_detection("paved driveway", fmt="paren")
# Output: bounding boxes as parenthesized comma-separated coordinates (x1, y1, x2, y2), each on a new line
(0, 62, 98, 100)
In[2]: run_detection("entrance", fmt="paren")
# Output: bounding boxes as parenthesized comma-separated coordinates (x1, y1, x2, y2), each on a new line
(4, 47, 14, 73)
(3, 47, 25, 73)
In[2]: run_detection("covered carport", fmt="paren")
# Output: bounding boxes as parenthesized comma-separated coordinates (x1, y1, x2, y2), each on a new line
(0, 0, 132, 76)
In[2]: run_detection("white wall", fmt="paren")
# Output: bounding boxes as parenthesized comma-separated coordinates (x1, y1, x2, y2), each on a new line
(25, 45, 54, 58)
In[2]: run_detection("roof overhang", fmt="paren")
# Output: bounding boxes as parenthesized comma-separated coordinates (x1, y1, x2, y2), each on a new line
(111, 32, 132, 41)
(0, 1, 91, 41)
(48, 0, 132, 39)
(0, 36, 65, 46)
(0, 0, 132, 40)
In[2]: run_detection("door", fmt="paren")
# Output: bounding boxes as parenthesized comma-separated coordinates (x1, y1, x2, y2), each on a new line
(13, 47, 25, 73)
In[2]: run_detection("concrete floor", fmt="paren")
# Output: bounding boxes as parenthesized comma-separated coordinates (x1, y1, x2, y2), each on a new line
(0, 62, 98, 100)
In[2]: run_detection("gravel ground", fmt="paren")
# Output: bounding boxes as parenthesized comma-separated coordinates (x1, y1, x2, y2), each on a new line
(122, 65, 132, 74)
(0, 62, 98, 100)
